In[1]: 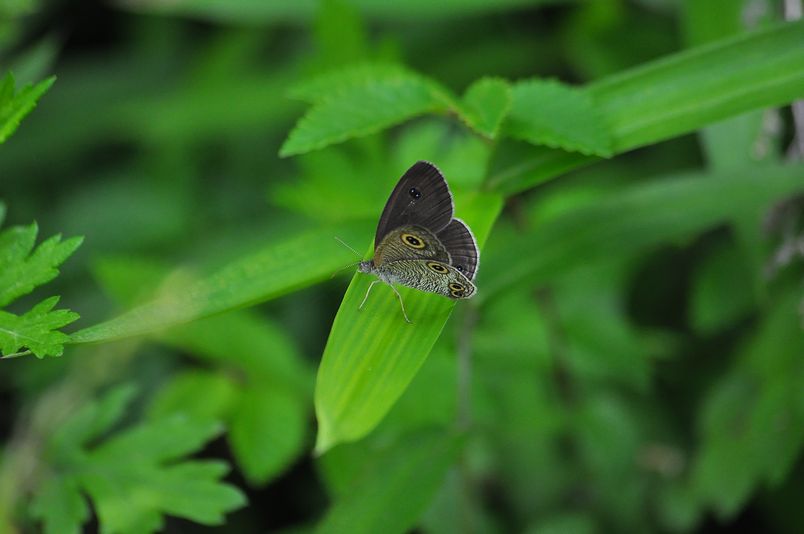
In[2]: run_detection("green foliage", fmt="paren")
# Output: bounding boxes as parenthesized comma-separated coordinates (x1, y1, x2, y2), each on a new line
(72, 221, 368, 343)
(3, 2, 804, 533)
(0, 72, 54, 143)
(316, 430, 463, 534)
(505, 79, 612, 156)
(458, 77, 511, 139)
(281, 64, 454, 156)
(31, 385, 246, 533)
(0, 216, 82, 358)
(314, 191, 502, 453)
(94, 256, 312, 485)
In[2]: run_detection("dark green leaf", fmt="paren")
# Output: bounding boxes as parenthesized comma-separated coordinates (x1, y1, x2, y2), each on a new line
(316, 430, 463, 534)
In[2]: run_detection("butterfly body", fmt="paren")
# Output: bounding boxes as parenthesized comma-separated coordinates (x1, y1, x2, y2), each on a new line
(357, 161, 480, 322)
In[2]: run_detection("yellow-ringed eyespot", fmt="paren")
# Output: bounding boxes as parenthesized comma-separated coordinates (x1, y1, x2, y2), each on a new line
(450, 289, 465, 298)
(401, 232, 426, 249)
(449, 283, 464, 292)
(426, 261, 449, 274)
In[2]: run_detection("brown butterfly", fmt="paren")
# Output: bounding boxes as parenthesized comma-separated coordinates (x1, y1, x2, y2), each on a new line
(357, 161, 479, 323)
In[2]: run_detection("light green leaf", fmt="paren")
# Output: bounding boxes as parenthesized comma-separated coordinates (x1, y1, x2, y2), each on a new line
(0, 296, 79, 358)
(280, 65, 454, 157)
(80, 415, 245, 532)
(481, 165, 804, 300)
(30, 475, 89, 534)
(50, 384, 138, 455)
(0, 222, 83, 307)
(457, 77, 512, 139)
(0, 72, 55, 143)
(147, 371, 238, 422)
(314, 191, 502, 453)
(72, 220, 368, 344)
(92, 255, 313, 395)
(504, 78, 613, 156)
(230, 386, 307, 485)
(489, 20, 804, 194)
(316, 430, 463, 534)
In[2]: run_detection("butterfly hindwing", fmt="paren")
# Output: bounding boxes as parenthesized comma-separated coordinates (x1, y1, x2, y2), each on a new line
(374, 161, 454, 248)
(436, 219, 479, 280)
(373, 225, 450, 266)
(381, 259, 476, 299)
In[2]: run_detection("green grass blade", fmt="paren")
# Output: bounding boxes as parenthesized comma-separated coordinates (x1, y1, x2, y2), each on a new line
(481, 165, 804, 300)
(71, 221, 369, 344)
(489, 20, 804, 194)
(314, 191, 502, 454)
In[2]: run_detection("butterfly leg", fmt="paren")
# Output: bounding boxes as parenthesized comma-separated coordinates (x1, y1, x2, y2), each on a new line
(359, 280, 380, 310)
(387, 283, 413, 324)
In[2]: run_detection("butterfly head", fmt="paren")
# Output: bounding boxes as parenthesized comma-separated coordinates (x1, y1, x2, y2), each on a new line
(358, 260, 374, 274)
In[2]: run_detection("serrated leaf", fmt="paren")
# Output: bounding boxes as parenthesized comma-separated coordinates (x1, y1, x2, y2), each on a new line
(314, 191, 502, 453)
(0, 72, 55, 143)
(504, 78, 613, 157)
(0, 296, 79, 358)
(316, 430, 463, 534)
(51, 383, 138, 455)
(30, 475, 89, 534)
(458, 77, 512, 139)
(0, 222, 83, 307)
(147, 371, 238, 422)
(83, 417, 244, 532)
(35, 386, 246, 533)
(72, 220, 368, 344)
(280, 65, 454, 157)
(229, 386, 306, 485)
(489, 21, 804, 194)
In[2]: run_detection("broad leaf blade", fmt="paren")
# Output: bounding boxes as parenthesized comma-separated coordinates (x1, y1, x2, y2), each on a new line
(481, 165, 804, 300)
(489, 20, 804, 194)
(504, 78, 613, 156)
(314, 191, 502, 453)
(72, 220, 368, 344)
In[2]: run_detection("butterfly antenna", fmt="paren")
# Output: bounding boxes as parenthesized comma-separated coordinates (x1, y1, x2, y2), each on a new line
(334, 236, 363, 259)
(330, 261, 361, 279)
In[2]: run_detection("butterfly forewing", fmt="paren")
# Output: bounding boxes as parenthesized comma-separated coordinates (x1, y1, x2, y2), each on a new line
(374, 161, 454, 247)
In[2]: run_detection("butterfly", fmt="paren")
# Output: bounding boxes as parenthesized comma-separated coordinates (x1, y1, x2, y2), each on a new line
(357, 160, 479, 323)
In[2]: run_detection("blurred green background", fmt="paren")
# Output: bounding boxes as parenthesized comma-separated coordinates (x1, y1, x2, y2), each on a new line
(1, 0, 803, 533)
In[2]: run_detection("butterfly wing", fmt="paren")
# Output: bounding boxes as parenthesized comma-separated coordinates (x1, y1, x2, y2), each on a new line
(373, 225, 450, 266)
(436, 218, 479, 280)
(374, 161, 454, 248)
(382, 259, 476, 299)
